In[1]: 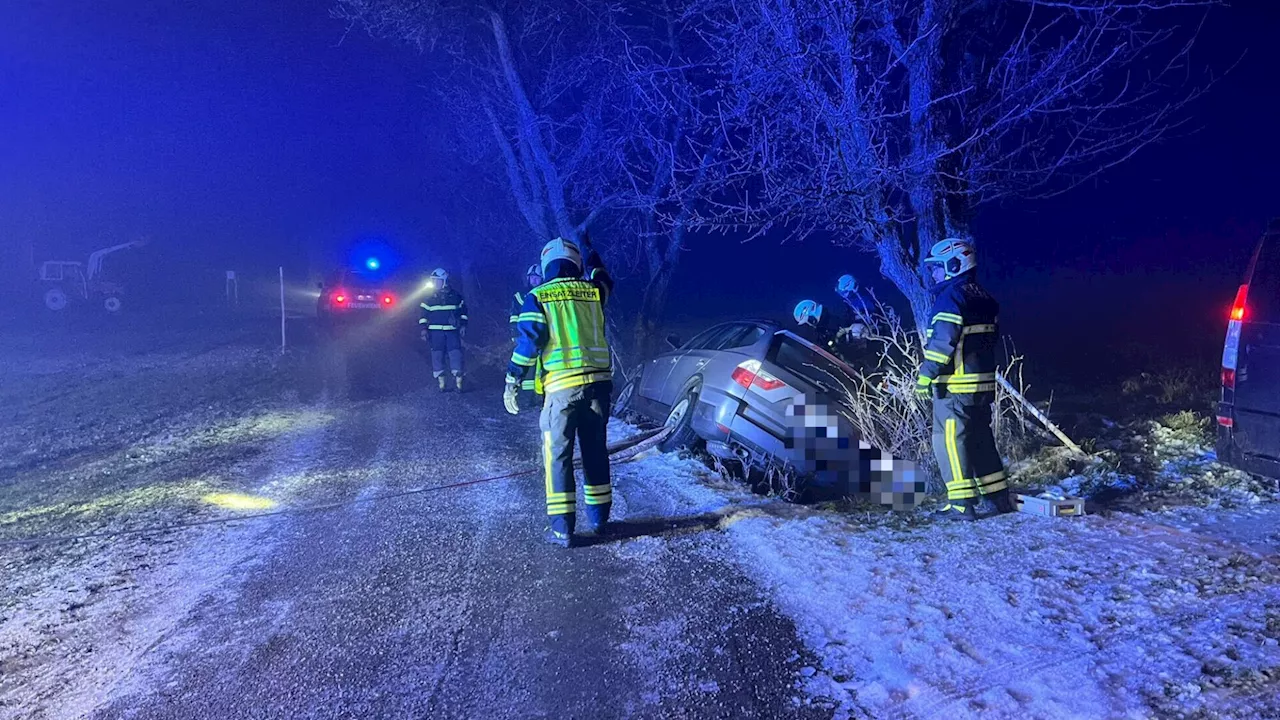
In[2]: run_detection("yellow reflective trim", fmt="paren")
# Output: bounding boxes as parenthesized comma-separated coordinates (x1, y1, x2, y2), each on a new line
(543, 370, 613, 394)
(584, 484, 611, 496)
(956, 335, 966, 375)
(517, 312, 547, 323)
(933, 312, 963, 325)
(511, 353, 537, 367)
(977, 470, 1008, 492)
(935, 373, 997, 385)
(509, 315, 519, 323)
(945, 418, 970, 500)
(420, 303, 430, 310)
(427, 325, 457, 331)
(916, 375, 933, 386)
(418, 318, 428, 324)
(941, 382, 997, 394)
(962, 324, 997, 335)
(423, 304, 459, 311)
(546, 490, 574, 502)
(924, 350, 951, 363)
(584, 495, 611, 506)
(543, 432, 554, 502)
(547, 503, 576, 516)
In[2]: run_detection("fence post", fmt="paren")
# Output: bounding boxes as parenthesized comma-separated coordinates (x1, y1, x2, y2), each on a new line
(279, 266, 286, 352)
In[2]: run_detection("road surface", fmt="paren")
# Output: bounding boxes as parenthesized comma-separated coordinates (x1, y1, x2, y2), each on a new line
(0, 319, 827, 720)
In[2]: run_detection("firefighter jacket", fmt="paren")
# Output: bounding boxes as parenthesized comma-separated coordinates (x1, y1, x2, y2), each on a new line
(507, 250, 614, 395)
(917, 271, 1000, 398)
(419, 286, 468, 333)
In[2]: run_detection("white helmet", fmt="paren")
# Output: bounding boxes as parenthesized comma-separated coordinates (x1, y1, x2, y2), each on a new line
(923, 239, 977, 280)
(836, 274, 857, 295)
(540, 237, 582, 277)
(430, 267, 449, 284)
(794, 300, 823, 327)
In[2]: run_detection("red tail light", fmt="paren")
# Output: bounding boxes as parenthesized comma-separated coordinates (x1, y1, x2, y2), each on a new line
(1230, 284, 1249, 322)
(1217, 415, 1234, 428)
(731, 360, 787, 391)
(381, 293, 395, 306)
(332, 291, 347, 305)
(1222, 368, 1236, 389)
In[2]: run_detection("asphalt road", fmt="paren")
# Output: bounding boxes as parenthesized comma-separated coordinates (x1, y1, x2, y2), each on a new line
(83, 339, 827, 719)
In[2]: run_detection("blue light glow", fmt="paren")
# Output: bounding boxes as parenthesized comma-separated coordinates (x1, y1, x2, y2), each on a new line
(366, 257, 381, 270)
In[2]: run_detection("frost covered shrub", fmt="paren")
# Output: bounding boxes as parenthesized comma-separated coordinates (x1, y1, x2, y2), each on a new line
(1011, 411, 1274, 506)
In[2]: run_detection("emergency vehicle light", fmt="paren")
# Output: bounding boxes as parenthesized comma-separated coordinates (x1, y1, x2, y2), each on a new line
(1230, 284, 1249, 322)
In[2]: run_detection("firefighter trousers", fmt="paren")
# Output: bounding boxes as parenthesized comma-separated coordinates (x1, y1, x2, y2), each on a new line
(428, 331, 464, 378)
(932, 392, 1008, 501)
(540, 381, 612, 535)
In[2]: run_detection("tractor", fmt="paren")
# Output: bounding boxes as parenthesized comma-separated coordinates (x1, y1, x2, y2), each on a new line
(37, 240, 146, 313)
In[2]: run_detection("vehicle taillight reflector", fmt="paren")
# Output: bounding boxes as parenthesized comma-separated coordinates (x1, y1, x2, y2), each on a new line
(731, 360, 787, 391)
(1222, 368, 1236, 389)
(1230, 284, 1249, 322)
(333, 291, 347, 305)
(381, 293, 395, 306)
(1217, 415, 1234, 428)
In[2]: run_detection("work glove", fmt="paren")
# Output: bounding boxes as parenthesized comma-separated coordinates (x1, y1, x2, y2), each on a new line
(503, 382, 520, 416)
(915, 377, 933, 401)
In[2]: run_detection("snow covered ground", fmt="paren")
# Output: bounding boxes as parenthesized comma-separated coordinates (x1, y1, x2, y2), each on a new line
(613, 421, 1280, 719)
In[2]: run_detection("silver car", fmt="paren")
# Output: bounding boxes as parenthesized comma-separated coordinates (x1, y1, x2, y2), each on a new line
(615, 320, 864, 497)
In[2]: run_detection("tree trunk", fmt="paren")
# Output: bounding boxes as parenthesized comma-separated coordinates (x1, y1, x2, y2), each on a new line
(876, 233, 933, 333)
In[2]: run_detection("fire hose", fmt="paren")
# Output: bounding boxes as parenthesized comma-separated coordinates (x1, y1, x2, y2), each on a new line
(0, 425, 675, 549)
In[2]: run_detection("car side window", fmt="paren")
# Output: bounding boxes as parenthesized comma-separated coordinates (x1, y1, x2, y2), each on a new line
(1249, 236, 1280, 324)
(713, 324, 766, 351)
(682, 325, 731, 351)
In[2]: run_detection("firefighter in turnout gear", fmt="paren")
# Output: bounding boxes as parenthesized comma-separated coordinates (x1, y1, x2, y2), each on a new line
(419, 268, 468, 392)
(916, 239, 1013, 520)
(504, 234, 615, 548)
(508, 264, 543, 396)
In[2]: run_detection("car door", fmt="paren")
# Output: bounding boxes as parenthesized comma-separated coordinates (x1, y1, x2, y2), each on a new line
(1235, 230, 1280, 461)
(658, 324, 745, 408)
(638, 326, 721, 407)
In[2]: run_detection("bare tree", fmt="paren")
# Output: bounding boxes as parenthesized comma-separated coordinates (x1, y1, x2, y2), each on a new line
(695, 0, 1216, 327)
(335, 0, 635, 250)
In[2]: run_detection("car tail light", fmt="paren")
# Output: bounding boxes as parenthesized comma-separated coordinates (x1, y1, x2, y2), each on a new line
(381, 293, 395, 306)
(1221, 368, 1236, 389)
(731, 359, 787, 391)
(1230, 284, 1249, 322)
(332, 290, 348, 305)
(1217, 415, 1234, 428)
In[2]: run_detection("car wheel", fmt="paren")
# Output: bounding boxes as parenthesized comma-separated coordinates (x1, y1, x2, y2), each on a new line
(44, 288, 68, 311)
(613, 379, 637, 418)
(103, 296, 123, 313)
(659, 388, 701, 453)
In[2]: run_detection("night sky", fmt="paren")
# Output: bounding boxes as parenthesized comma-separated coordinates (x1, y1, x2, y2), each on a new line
(2, 0, 1277, 381)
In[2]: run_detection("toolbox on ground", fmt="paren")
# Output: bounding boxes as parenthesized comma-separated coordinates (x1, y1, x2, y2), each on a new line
(1015, 493, 1085, 518)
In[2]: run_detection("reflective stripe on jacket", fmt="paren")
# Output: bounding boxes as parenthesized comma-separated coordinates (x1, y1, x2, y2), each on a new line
(917, 272, 1000, 397)
(419, 286, 468, 332)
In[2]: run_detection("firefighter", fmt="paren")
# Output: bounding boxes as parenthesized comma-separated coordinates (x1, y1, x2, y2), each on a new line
(419, 268, 468, 392)
(503, 234, 614, 548)
(508, 264, 543, 397)
(795, 299, 861, 355)
(915, 239, 1013, 519)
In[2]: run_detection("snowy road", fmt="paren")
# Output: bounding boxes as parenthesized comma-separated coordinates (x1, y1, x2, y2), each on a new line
(0, 322, 823, 719)
(3, 319, 1280, 719)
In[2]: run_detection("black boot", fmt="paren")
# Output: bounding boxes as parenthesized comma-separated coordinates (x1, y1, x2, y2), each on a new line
(980, 489, 1016, 517)
(933, 499, 977, 521)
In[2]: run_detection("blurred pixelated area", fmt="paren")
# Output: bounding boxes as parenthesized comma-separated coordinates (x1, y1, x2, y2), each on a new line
(784, 392, 925, 509)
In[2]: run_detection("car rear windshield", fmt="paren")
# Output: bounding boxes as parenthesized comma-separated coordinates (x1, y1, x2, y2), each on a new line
(769, 336, 856, 397)
(1248, 232, 1280, 324)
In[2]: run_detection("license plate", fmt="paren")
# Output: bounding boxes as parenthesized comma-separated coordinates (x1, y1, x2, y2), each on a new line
(349, 302, 378, 309)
